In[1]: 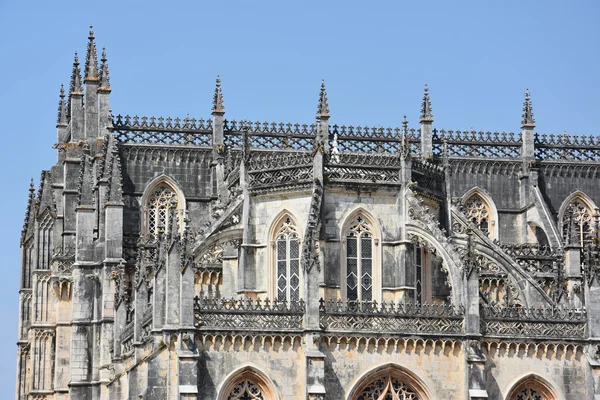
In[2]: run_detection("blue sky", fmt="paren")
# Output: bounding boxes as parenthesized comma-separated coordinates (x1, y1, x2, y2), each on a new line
(0, 0, 599, 394)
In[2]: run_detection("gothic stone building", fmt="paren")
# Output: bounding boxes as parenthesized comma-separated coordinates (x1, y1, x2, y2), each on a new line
(15, 29, 600, 400)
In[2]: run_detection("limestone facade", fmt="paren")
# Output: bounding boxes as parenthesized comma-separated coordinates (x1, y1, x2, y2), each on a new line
(16, 28, 600, 400)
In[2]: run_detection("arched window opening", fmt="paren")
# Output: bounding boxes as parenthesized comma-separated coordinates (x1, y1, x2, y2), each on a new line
(345, 215, 373, 301)
(464, 194, 492, 237)
(147, 184, 179, 238)
(226, 379, 265, 400)
(562, 199, 595, 247)
(507, 375, 557, 400)
(356, 374, 420, 399)
(274, 217, 300, 301)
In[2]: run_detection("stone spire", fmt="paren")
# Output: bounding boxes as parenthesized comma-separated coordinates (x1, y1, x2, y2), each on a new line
(57, 84, 67, 126)
(99, 47, 110, 90)
(212, 75, 225, 114)
(521, 89, 535, 128)
(420, 84, 433, 123)
(69, 52, 83, 95)
(317, 79, 330, 119)
(84, 25, 98, 81)
(401, 115, 411, 158)
(21, 178, 36, 244)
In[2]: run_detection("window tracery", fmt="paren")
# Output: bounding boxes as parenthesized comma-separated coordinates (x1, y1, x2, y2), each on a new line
(356, 374, 420, 400)
(513, 387, 545, 400)
(226, 379, 265, 400)
(147, 184, 179, 237)
(275, 217, 300, 301)
(562, 199, 595, 247)
(464, 194, 491, 236)
(345, 215, 373, 301)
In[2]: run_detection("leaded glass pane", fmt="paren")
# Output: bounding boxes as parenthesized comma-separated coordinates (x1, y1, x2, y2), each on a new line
(147, 184, 178, 237)
(277, 238, 287, 301)
(274, 217, 300, 302)
(465, 195, 491, 237)
(562, 199, 595, 247)
(347, 236, 358, 301)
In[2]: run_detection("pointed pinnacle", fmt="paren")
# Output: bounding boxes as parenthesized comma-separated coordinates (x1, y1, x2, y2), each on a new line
(402, 115, 409, 132)
(29, 177, 35, 193)
(317, 79, 330, 118)
(57, 83, 68, 125)
(99, 47, 111, 90)
(212, 75, 225, 114)
(420, 84, 433, 123)
(521, 88, 535, 128)
(70, 52, 83, 94)
(85, 24, 98, 80)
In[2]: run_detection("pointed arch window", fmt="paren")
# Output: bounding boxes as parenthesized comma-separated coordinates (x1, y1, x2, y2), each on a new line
(274, 217, 301, 301)
(507, 375, 557, 400)
(356, 374, 420, 399)
(147, 184, 179, 238)
(464, 194, 492, 237)
(562, 199, 595, 247)
(345, 215, 373, 301)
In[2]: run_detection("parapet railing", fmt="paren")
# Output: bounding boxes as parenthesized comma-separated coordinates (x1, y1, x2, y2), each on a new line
(480, 306, 587, 339)
(246, 150, 314, 189)
(432, 129, 522, 159)
(496, 243, 562, 277)
(224, 120, 316, 151)
(112, 114, 212, 146)
(325, 152, 401, 184)
(319, 299, 465, 335)
(330, 125, 420, 155)
(194, 297, 306, 332)
(535, 133, 600, 161)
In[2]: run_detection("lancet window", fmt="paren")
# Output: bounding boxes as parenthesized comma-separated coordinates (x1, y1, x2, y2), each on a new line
(226, 379, 265, 400)
(345, 215, 374, 301)
(355, 374, 420, 400)
(507, 375, 557, 400)
(562, 199, 595, 247)
(464, 194, 492, 236)
(513, 387, 546, 400)
(147, 184, 179, 238)
(274, 217, 301, 301)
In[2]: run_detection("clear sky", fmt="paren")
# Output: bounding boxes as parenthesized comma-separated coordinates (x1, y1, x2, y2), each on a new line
(0, 0, 599, 394)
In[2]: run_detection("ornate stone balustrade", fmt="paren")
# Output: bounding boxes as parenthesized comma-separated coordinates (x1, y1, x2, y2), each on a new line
(330, 124, 420, 154)
(411, 159, 445, 195)
(536, 133, 600, 161)
(120, 320, 134, 355)
(325, 153, 401, 184)
(481, 306, 587, 339)
(319, 299, 465, 335)
(496, 243, 561, 277)
(112, 114, 212, 146)
(432, 129, 521, 159)
(247, 151, 313, 190)
(194, 297, 305, 332)
(224, 120, 315, 150)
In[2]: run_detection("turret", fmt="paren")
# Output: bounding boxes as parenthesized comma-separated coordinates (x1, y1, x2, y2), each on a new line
(84, 25, 99, 138)
(69, 52, 84, 141)
(521, 89, 535, 160)
(419, 84, 433, 159)
(56, 84, 68, 144)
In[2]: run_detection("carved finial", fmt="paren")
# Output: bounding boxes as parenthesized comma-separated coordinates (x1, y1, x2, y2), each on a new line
(57, 83, 67, 126)
(420, 84, 433, 123)
(317, 79, 330, 118)
(212, 75, 225, 114)
(69, 52, 83, 94)
(99, 47, 111, 90)
(521, 88, 535, 128)
(84, 25, 98, 80)
(402, 115, 409, 133)
(400, 116, 411, 158)
(29, 177, 35, 194)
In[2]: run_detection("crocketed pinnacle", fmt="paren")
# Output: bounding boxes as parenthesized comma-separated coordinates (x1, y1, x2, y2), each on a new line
(99, 47, 111, 90)
(85, 25, 98, 80)
(420, 84, 433, 123)
(69, 52, 83, 94)
(212, 75, 225, 114)
(317, 79, 330, 118)
(521, 89, 535, 128)
(57, 84, 67, 126)
(402, 115, 409, 135)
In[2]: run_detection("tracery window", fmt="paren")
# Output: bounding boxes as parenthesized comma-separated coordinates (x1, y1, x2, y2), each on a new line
(147, 184, 179, 237)
(275, 217, 300, 301)
(226, 379, 265, 400)
(513, 387, 545, 400)
(356, 375, 419, 400)
(345, 215, 373, 301)
(464, 194, 491, 236)
(562, 199, 595, 247)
